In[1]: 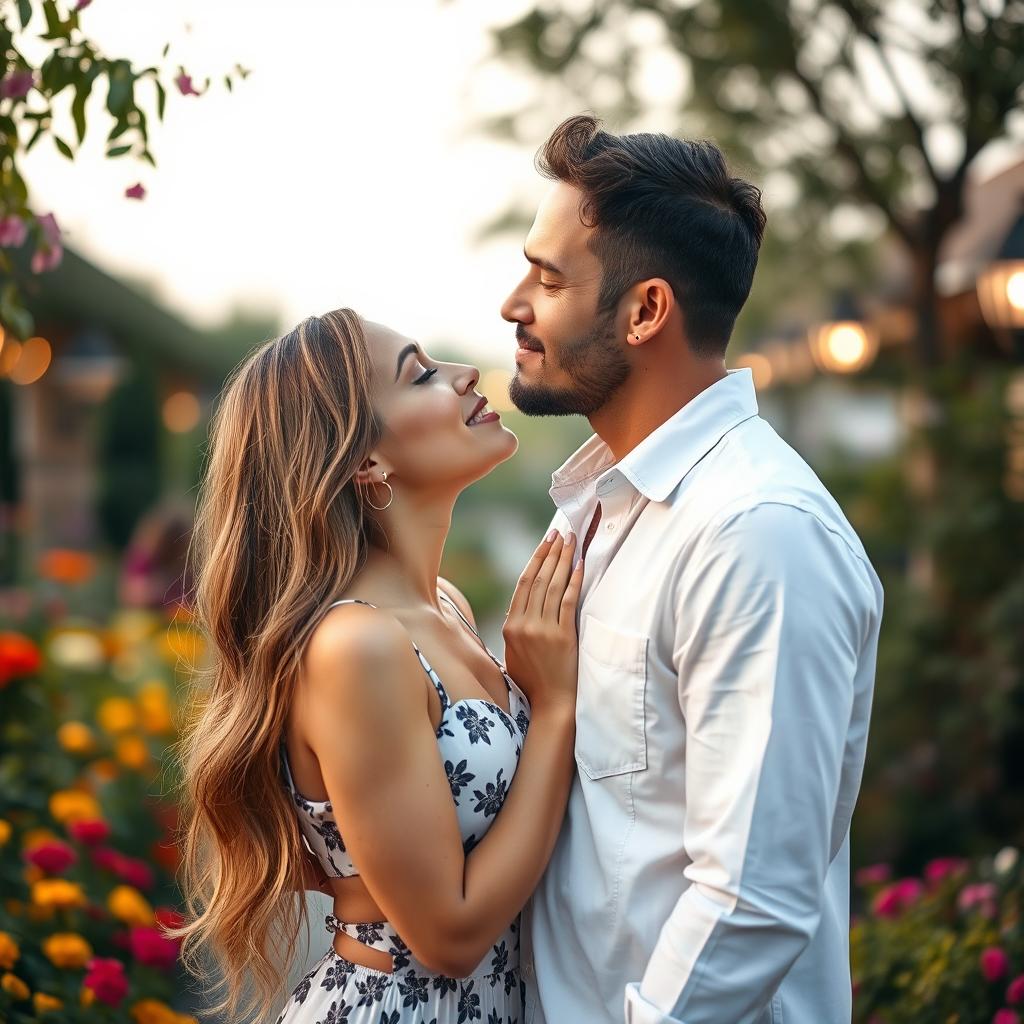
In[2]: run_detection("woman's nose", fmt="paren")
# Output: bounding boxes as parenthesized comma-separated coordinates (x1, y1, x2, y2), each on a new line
(457, 364, 480, 393)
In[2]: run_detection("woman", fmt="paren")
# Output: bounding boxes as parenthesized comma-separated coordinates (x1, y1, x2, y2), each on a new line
(170, 309, 582, 1024)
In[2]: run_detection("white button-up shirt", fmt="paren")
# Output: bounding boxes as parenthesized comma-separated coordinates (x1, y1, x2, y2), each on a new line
(520, 368, 883, 1024)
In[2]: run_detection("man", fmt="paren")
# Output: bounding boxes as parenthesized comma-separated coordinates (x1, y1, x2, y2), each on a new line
(501, 114, 883, 1023)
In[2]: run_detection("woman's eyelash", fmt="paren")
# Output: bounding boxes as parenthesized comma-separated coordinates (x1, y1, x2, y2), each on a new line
(413, 367, 438, 385)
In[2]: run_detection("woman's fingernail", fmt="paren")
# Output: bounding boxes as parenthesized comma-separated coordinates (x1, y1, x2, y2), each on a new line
(546, 528, 558, 542)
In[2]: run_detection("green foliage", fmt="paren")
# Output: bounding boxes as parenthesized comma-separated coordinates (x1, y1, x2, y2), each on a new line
(0, 0, 248, 339)
(851, 853, 1024, 1022)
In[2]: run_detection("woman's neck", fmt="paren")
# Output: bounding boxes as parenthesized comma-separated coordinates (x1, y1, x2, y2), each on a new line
(361, 489, 457, 610)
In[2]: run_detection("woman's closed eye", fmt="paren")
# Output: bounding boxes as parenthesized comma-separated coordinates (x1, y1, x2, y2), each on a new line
(413, 367, 438, 385)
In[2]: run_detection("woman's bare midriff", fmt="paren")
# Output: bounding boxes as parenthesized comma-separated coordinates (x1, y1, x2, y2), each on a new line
(326, 875, 395, 973)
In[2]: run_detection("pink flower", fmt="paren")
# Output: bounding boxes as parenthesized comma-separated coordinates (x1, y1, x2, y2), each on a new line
(982, 947, 1011, 983)
(0, 70, 34, 100)
(855, 863, 892, 887)
(994, 1011, 1020, 1024)
(68, 818, 111, 845)
(30, 212, 62, 274)
(130, 925, 180, 970)
(872, 878, 924, 919)
(125, 183, 146, 200)
(925, 857, 968, 885)
(959, 882, 998, 918)
(0, 216, 27, 248)
(115, 855, 155, 890)
(75, 0, 93, 8)
(25, 840, 77, 874)
(83, 957, 128, 1007)
(91, 846, 123, 872)
(1008, 975, 1024, 1004)
(174, 72, 200, 96)
(154, 907, 184, 932)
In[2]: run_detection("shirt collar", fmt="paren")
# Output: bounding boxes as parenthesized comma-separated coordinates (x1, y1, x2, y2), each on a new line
(549, 367, 760, 506)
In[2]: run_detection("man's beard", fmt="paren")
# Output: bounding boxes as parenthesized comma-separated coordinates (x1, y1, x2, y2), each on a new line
(508, 309, 630, 416)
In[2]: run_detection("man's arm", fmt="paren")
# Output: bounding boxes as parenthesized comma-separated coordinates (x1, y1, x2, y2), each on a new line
(625, 502, 879, 1024)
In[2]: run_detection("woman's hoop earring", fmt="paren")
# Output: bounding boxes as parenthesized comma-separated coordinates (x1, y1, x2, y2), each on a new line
(365, 471, 394, 511)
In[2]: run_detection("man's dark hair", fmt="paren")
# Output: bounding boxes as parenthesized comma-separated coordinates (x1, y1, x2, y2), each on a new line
(537, 114, 766, 357)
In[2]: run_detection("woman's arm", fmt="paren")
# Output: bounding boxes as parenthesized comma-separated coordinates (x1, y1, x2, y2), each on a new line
(300, 533, 580, 976)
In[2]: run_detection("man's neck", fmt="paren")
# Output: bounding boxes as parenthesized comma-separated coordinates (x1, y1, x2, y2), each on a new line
(588, 361, 728, 461)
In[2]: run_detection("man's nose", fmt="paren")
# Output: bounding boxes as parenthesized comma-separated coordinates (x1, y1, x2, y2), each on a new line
(501, 286, 532, 325)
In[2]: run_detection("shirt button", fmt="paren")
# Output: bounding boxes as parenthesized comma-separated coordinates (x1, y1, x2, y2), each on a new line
(605, 521, 616, 531)
(523, 963, 534, 978)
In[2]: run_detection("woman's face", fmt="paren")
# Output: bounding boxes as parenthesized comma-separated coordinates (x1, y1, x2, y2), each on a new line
(361, 320, 518, 495)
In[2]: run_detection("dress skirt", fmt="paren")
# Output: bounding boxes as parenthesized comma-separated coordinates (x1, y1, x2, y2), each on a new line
(273, 919, 524, 1024)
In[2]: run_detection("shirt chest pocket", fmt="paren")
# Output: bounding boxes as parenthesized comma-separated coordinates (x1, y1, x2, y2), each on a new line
(575, 614, 649, 780)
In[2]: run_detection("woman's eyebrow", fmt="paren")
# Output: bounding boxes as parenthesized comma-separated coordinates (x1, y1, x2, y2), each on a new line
(394, 343, 419, 382)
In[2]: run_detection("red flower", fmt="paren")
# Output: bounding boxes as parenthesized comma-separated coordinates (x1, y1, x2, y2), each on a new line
(129, 925, 180, 970)
(982, 947, 1011, 983)
(69, 819, 111, 846)
(91, 846, 123, 872)
(83, 957, 128, 1007)
(1008, 975, 1024, 1005)
(0, 631, 41, 686)
(125, 183, 146, 200)
(924, 857, 968, 885)
(115, 856, 155, 891)
(871, 878, 923, 919)
(154, 907, 185, 931)
(994, 1011, 1020, 1024)
(855, 863, 892, 887)
(25, 840, 77, 874)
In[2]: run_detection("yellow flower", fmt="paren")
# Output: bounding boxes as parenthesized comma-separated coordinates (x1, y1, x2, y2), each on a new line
(132, 998, 187, 1024)
(0, 931, 19, 969)
(80, 985, 96, 1006)
(89, 758, 120, 782)
(0, 819, 11, 845)
(159, 626, 206, 668)
(1, 972, 30, 999)
(108, 884, 154, 926)
(57, 721, 97, 754)
(97, 696, 138, 734)
(42, 932, 93, 969)
(22, 827, 60, 850)
(33, 992, 64, 1012)
(49, 789, 102, 824)
(115, 735, 151, 771)
(138, 681, 175, 734)
(31, 879, 87, 911)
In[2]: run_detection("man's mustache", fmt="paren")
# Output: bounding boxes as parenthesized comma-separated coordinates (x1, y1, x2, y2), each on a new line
(516, 325, 545, 352)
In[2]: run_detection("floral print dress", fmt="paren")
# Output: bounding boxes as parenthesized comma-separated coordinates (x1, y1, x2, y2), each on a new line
(274, 593, 531, 1024)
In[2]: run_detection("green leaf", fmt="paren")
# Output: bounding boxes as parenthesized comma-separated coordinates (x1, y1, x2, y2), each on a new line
(106, 61, 132, 116)
(26, 121, 46, 152)
(54, 135, 73, 159)
(224, 75, 233, 92)
(108, 119, 130, 142)
(162, 42, 170, 58)
(71, 74, 96, 146)
(17, 0, 32, 29)
(140, 149, 156, 168)
(155, 79, 166, 120)
(106, 144, 131, 157)
(0, 283, 35, 342)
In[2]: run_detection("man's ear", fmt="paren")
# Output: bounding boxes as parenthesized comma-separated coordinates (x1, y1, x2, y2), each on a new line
(626, 278, 675, 346)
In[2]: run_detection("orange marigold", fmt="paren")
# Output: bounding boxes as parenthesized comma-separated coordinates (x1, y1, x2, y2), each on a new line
(38, 548, 96, 584)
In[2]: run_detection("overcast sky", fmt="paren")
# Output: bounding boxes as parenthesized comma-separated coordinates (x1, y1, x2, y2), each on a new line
(20, 0, 563, 367)
(18, 0, 1022, 370)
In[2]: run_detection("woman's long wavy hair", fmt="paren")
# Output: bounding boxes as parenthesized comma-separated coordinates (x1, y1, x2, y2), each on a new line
(166, 309, 384, 1021)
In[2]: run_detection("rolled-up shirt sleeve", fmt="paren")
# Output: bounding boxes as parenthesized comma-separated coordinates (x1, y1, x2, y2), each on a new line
(624, 501, 877, 1024)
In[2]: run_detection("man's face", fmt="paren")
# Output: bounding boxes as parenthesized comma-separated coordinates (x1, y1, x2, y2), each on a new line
(501, 182, 631, 416)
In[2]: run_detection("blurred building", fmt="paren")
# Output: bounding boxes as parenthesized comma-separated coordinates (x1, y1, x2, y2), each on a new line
(0, 248, 260, 580)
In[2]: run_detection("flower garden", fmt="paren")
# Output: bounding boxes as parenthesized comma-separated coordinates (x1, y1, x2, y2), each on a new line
(1, 554, 1023, 1023)
(0, 551, 203, 1022)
